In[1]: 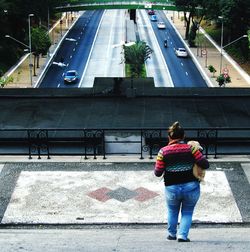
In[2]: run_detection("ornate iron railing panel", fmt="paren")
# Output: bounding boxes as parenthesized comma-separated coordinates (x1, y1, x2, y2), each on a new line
(0, 127, 250, 159)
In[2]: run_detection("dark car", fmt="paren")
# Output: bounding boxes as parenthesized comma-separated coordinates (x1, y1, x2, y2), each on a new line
(148, 10, 155, 15)
(63, 70, 79, 84)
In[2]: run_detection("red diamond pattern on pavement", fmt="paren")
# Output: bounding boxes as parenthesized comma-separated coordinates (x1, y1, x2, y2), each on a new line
(87, 187, 112, 202)
(134, 187, 159, 202)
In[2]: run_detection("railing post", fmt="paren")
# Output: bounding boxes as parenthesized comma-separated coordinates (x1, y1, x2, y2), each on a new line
(27, 130, 32, 159)
(83, 129, 88, 160)
(214, 130, 218, 159)
(102, 130, 106, 159)
(140, 129, 144, 159)
(46, 130, 51, 159)
(27, 129, 50, 159)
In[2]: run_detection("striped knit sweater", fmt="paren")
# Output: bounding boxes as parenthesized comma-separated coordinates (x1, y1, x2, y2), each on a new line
(154, 140, 209, 186)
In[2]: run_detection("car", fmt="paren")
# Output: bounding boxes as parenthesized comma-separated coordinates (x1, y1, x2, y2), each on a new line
(157, 21, 166, 29)
(175, 48, 188, 57)
(147, 10, 155, 15)
(150, 15, 157, 22)
(63, 70, 79, 84)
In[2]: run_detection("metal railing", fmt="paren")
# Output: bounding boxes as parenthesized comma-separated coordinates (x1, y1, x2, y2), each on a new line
(56, 1, 176, 11)
(0, 127, 250, 159)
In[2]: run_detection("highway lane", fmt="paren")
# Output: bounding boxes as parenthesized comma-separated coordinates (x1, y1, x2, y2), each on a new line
(39, 9, 207, 88)
(151, 10, 207, 87)
(137, 10, 173, 87)
(39, 10, 104, 88)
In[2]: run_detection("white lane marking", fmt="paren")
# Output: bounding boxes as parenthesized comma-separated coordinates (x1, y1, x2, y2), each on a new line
(57, 83, 61, 87)
(67, 63, 69, 67)
(70, 55, 72, 59)
(76, 42, 78, 45)
(241, 164, 250, 184)
(73, 48, 76, 51)
(181, 62, 184, 66)
(185, 72, 189, 76)
(0, 164, 4, 174)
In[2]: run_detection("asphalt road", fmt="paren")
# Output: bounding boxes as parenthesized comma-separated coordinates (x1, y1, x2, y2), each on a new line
(137, 10, 173, 87)
(39, 10, 104, 88)
(151, 10, 207, 87)
(39, 10, 208, 88)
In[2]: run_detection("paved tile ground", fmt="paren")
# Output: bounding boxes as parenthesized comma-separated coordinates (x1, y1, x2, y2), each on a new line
(0, 162, 248, 225)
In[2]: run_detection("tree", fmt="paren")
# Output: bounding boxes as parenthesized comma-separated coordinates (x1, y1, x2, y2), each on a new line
(175, 0, 204, 40)
(0, 0, 65, 72)
(188, 21, 198, 47)
(30, 27, 51, 75)
(123, 41, 153, 77)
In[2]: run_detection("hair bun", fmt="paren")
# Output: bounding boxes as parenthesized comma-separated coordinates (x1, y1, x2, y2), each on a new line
(168, 121, 184, 140)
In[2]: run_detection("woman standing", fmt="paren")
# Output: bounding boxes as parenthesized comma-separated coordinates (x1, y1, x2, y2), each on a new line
(154, 121, 209, 242)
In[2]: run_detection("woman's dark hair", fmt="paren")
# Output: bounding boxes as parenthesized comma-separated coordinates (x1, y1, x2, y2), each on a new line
(168, 121, 185, 139)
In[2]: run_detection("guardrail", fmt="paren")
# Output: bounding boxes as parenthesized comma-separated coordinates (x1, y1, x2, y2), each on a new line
(0, 128, 250, 159)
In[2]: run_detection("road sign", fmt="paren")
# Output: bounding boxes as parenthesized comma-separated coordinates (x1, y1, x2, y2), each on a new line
(223, 73, 229, 79)
(201, 49, 207, 56)
(223, 67, 229, 75)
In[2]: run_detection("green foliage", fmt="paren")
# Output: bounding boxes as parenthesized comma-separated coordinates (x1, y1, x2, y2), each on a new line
(0, 0, 65, 73)
(31, 27, 51, 56)
(0, 75, 13, 88)
(208, 65, 216, 77)
(125, 64, 146, 78)
(123, 41, 153, 77)
(216, 74, 231, 87)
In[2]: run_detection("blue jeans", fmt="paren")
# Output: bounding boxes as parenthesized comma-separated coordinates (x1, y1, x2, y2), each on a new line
(165, 181, 200, 240)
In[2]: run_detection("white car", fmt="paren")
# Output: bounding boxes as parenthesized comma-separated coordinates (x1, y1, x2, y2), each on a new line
(175, 48, 188, 57)
(157, 22, 166, 29)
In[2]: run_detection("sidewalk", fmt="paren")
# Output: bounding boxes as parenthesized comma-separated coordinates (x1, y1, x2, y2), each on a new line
(0, 227, 250, 251)
(165, 11, 250, 87)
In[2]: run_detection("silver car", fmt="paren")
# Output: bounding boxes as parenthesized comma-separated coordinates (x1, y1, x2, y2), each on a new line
(157, 22, 166, 29)
(175, 48, 188, 57)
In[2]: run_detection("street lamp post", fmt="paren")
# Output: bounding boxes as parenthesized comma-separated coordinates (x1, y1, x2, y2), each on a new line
(5, 14, 34, 86)
(28, 14, 34, 85)
(223, 35, 248, 49)
(218, 16, 224, 74)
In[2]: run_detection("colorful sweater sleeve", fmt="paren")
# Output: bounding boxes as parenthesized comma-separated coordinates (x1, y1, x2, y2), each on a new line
(191, 146, 209, 169)
(154, 148, 165, 177)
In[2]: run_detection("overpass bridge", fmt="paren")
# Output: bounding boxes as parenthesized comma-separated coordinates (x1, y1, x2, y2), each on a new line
(55, 0, 177, 12)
